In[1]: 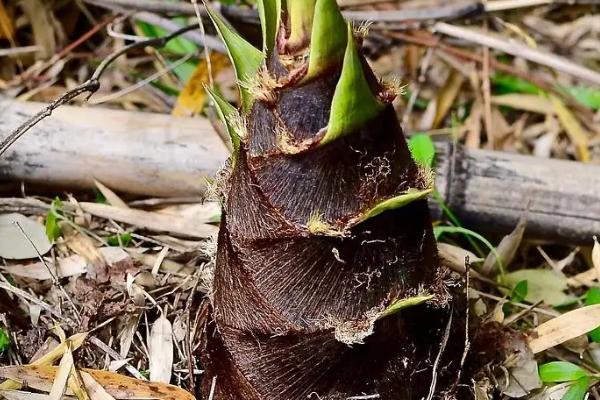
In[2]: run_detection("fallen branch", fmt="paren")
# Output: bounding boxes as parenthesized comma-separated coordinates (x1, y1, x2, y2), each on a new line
(2, 98, 600, 243)
(0, 24, 198, 157)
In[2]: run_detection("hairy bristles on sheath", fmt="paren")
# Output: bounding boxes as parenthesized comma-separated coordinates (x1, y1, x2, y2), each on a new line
(241, 66, 282, 105)
(354, 20, 373, 39)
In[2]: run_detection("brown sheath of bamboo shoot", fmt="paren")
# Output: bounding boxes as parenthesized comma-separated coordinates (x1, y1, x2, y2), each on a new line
(1, 98, 599, 243)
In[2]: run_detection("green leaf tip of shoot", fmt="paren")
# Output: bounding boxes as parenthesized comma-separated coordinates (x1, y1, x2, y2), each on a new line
(287, 0, 317, 50)
(379, 294, 434, 319)
(204, 2, 264, 111)
(306, 0, 347, 79)
(257, 0, 281, 53)
(356, 187, 433, 224)
(320, 23, 385, 146)
(205, 85, 242, 156)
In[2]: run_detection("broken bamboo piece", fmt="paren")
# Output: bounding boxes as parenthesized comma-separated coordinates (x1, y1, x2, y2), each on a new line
(1, 98, 599, 243)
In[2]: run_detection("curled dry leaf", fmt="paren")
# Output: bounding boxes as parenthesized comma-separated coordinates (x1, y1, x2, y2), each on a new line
(593, 236, 600, 282)
(437, 243, 484, 279)
(481, 218, 526, 275)
(528, 304, 600, 354)
(148, 313, 174, 384)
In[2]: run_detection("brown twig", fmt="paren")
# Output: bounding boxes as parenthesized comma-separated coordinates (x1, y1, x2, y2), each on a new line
(82, 0, 257, 21)
(0, 24, 198, 158)
(387, 30, 597, 126)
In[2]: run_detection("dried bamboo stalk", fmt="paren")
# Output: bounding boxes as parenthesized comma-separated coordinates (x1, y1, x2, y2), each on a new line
(2, 98, 599, 243)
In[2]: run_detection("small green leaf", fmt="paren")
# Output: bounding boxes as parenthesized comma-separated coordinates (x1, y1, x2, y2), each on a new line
(511, 280, 528, 303)
(492, 73, 541, 95)
(565, 86, 600, 110)
(539, 361, 589, 383)
(322, 23, 385, 145)
(106, 232, 132, 247)
(205, 85, 241, 155)
(205, 3, 265, 110)
(306, 0, 346, 79)
(379, 294, 433, 319)
(563, 376, 589, 400)
(408, 134, 436, 168)
(502, 269, 575, 306)
(585, 287, 600, 342)
(0, 327, 9, 353)
(357, 188, 433, 223)
(286, 0, 317, 49)
(257, 0, 281, 53)
(45, 197, 63, 242)
(135, 20, 199, 82)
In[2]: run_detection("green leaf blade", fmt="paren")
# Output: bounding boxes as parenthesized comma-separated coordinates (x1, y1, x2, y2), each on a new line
(585, 287, 600, 342)
(563, 376, 589, 400)
(538, 361, 589, 383)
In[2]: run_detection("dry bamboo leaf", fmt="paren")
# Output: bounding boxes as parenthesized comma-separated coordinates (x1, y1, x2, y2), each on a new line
(66, 233, 107, 281)
(68, 366, 91, 400)
(0, 366, 195, 400)
(567, 268, 597, 288)
(94, 180, 129, 210)
(0, 390, 66, 400)
(0, 331, 87, 391)
(80, 371, 116, 400)
(529, 304, 600, 353)
(593, 236, 600, 282)
(549, 94, 590, 162)
(118, 314, 141, 358)
(79, 202, 217, 238)
(464, 97, 483, 149)
(157, 202, 221, 223)
(482, 218, 526, 275)
(0, 1, 13, 39)
(437, 243, 482, 273)
(432, 69, 465, 128)
(172, 53, 230, 117)
(18, 0, 56, 59)
(0, 255, 87, 280)
(148, 314, 173, 384)
(48, 343, 74, 400)
(491, 94, 553, 114)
